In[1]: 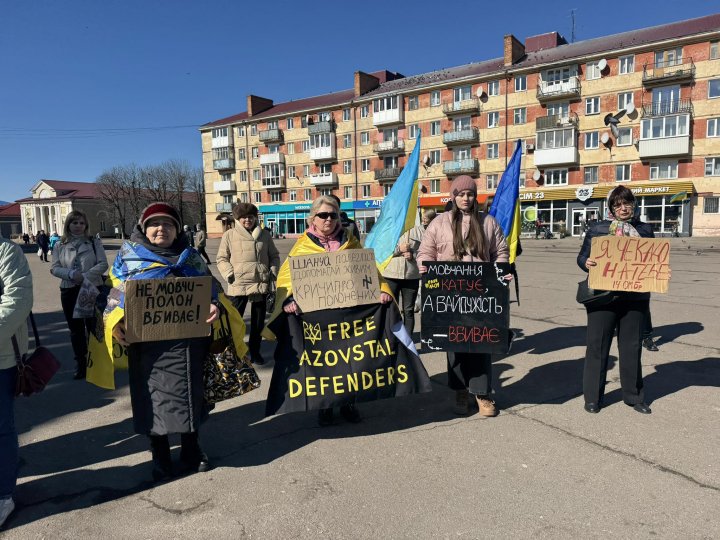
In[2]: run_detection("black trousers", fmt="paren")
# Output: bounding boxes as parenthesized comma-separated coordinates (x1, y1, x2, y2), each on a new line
(229, 295, 266, 359)
(197, 246, 211, 264)
(447, 352, 492, 397)
(385, 278, 419, 336)
(583, 299, 648, 406)
(60, 286, 95, 368)
(642, 309, 653, 339)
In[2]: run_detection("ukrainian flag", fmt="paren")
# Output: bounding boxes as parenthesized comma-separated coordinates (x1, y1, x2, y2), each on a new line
(365, 132, 422, 271)
(489, 140, 523, 264)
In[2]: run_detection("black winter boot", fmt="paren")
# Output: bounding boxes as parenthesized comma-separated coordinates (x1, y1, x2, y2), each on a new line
(180, 432, 210, 474)
(149, 435, 173, 482)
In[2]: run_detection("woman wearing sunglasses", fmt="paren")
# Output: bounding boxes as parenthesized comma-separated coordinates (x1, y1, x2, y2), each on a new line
(263, 195, 393, 426)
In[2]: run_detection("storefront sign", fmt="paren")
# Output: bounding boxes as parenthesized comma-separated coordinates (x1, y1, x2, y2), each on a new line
(419, 194, 489, 207)
(519, 181, 693, 202)
(576, 186, 594, 201)
(351, 199, 384, 210)
(588, 237, 671, 293)
(258, 203, 311, 213)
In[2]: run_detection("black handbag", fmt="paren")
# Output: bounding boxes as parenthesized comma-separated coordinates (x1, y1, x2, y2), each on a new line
(576, 278, 616, 308)
(203, 311, 260, 404)
(266, 281, 276, 313)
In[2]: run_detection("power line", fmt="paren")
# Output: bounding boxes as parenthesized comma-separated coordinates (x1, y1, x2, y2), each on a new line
(0, 124, 202, 140)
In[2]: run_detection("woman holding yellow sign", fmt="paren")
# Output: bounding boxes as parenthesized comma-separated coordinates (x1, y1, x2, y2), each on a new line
(578, 185, 658, 415)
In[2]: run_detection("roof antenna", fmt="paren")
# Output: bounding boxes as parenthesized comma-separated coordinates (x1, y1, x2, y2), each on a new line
(570, 9, 576, 43)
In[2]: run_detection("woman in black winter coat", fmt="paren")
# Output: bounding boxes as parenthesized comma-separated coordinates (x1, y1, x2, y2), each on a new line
(577, 185, 663, 415)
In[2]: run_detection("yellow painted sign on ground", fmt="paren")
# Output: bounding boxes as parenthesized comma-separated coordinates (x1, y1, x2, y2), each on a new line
(289, 249, 381, 312)
(124, 276, 212, 343)
(589, 236, 670, 293)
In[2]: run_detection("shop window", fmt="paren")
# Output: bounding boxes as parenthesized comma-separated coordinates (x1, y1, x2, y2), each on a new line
(704, 197, 720, 214)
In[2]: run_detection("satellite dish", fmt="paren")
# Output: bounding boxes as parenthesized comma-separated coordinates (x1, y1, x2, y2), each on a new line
(422, 154, 430, 166)
(532, 170, 541, 181)
(476, 87, 485, 98)
(598, 58, 607, 71)
(600, 132, 610, 145)
(625, 102, 636, 115)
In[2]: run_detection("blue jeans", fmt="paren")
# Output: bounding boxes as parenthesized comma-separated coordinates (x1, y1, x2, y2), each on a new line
(0, 366, 18, 498)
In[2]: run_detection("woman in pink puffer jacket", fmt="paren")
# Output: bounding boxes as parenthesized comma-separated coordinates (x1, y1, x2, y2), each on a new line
(417, 175, 509, 417)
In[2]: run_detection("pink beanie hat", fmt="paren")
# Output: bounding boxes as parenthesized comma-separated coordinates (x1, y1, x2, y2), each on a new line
(450, 175, 477, 197)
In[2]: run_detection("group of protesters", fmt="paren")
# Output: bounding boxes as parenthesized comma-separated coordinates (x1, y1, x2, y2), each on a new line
(0, 176, 665, 526)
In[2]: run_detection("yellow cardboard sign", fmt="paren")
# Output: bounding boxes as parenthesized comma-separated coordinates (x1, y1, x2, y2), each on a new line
(588, 236, 670, 293)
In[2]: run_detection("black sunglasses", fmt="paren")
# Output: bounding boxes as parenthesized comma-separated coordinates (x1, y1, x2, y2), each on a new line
(316, 212, 338, 220)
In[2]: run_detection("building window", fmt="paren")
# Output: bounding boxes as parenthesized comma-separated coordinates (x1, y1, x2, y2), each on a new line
(310, 133, 332, 151)
(302, 140, 310, 152)
(430, 91, 441, 106)
(344, 186, 353, 199)
(360, 105, 369, 118)
(486, 174, 498, 190)
(267, 120, 278, 130)
(285, 118, 294, 130)
(585, 97, 600, 115)
(270, 192, 281, 202)
(362, 185, 371, 198)
(711, 41, 719, 60)
(487, 80, 500, 96)
(429, 150, 441, 165)
(252, 169, 260, 181)
(373, 95, 400, 113)
(430, 179, 440, 193)
(488, 111, 499, 128)
(655, 47, 682, 68)
(239, 170, 247, 182)
(650, 161, 678, 180)
(240, 192, 248, 203)
(251, 147, 259, 159)
(709, 79, 720, 99)
(317, 188, 331, 196)
(618, 92, 633, 110)
(250, 124, 257, 136)
(584, 166, 599, 184)
(343, 160, 352, 174)
(408, 124, 419, 139)
(289, 190, 296, 201)
(536, 128, 574, 149)
(453, 85, 472, 102)
(705, 157, 720, 176)
(303, 165, 310, 177)
(361, 132, 370, 145)
(220, 172, 233, 183)
(361, 159, 370, 172)
(487, 143, 499, 159)
(616, 127, 633, 146)
(262, 164, 284, 187)
(704, 197, 720, 214)
(211, 127, 227, 138)
(430, 121, 441, 136)
(254, 191, 261, 203)
(585, 131, 599, 149)
(237, 126, 245, 137)
(238, 147, 246, 160)
(343, 108, 351, 121)
(268, 144, 279, 154)
(304, 188, 311, 200)
(287, 142, 295, 154)
(642, 115, 689, 139)
(513, 107, 526, 125)
(545, 169, 568, 186)
(708, 118, 720, 137)
(343, 134, 352, 148)
(514, 75, 526, 92)
(586, 61, 601, 80)
(408, 96, 419, 110)
(618, 55, 635, 74)
(616, 164, 631, 182)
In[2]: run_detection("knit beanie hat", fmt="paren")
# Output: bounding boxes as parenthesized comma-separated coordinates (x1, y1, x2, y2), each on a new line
(139, 202, 181, 232)
(450, 175, 477, 197)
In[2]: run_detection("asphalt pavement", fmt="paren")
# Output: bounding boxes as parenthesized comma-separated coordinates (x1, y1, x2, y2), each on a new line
(3, 235, 719, 539)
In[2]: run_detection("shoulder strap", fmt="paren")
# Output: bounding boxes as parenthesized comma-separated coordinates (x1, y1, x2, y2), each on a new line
(28, 312, 41, 347)
(11, 334, 22, 363)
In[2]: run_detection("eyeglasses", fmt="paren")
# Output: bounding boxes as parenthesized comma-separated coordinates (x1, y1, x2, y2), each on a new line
(613, 202, 634, 210)
(316, 212, 338, 220)
(238, 215, 256, 220)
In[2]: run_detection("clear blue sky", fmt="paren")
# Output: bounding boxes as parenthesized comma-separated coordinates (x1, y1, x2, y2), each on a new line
(1, 0, 715, 202)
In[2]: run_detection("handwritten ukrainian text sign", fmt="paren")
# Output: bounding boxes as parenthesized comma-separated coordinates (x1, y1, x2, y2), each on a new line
(421, 262, 511, 354)
(265, 303, 431, 415)
(124, 276, 212, 343)
(289, 249, 381, 312)
(588, 236, 670, 293)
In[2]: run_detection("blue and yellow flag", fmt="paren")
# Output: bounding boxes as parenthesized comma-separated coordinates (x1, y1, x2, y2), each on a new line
(365, 132, 422, 271)
(489, 140, 523, 264)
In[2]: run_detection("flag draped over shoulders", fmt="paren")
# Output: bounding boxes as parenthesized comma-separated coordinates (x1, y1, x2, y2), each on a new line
(489, 140, 523, 264)
(365, 132, 422, 272)
(86, 240, 247, 389)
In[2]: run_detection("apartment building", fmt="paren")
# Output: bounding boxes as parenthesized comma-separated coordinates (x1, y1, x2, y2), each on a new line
(200, 13, 720, 238)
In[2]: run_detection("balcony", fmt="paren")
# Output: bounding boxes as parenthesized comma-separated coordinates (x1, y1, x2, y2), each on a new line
(373, 108, 404, 127)
(212, 157, 235, 170)
(259, 153, 285, 165)
(443, 98, 481, 116)
(443, 128, 479, 146)
(308, 171, 338, 186)
(309, 143, 337, 161)
(639, 137, 690, 159)
(373, 139, 405, 154)
(307, 120, 335, 135)
(374, 167, 403, 182)
(643, 57, 695, 86)
(536, 76, 581, 102)
(536, 114, 579, 130)
(213, 180, 236, 193)
(258, 128, 283, 144)
(533, 146, 579, 167)
(262, 176, 286, 190)
(641, 98, 693, 118)
(211, 133, 233, 148)
(443, 159, 479, 176)
(215, 203, 233, 213)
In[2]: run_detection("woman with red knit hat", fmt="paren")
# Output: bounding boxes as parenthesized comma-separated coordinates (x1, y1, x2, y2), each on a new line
(417, 175, 509, 417)
(109, 202, 220, 481)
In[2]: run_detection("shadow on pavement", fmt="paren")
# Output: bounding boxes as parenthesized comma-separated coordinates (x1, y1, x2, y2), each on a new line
(653, 322, 704, 345)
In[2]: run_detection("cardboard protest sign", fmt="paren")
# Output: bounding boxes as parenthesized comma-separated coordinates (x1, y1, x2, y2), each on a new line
(124, 276, 212, 343)
(588, 236, 670, 293)
(421, 262, 511, 354)
(265, 303, 431, 415)
(289, 249, 381, 312)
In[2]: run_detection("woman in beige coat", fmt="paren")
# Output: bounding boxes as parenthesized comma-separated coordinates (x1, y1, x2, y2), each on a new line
(217, 203, 280, 365)
(417, 175, 509, 417)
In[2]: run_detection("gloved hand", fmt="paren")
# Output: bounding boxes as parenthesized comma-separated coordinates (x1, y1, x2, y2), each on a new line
(227, 274, 235, 284)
